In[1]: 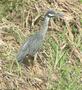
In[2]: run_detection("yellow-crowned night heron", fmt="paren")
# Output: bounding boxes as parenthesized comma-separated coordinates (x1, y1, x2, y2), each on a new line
(17, 10, 63, 62)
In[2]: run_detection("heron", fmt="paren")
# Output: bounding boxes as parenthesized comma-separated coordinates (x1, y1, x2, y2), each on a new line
(17, 10, 63, 63)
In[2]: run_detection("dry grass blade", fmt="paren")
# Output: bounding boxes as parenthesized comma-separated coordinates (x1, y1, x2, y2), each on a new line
(26, 10, 33, 31)
(50, 19, 62, 32)
(66, 22, 74, 41)
(32, 14, 41, 27)
(66, 33, 82, 63)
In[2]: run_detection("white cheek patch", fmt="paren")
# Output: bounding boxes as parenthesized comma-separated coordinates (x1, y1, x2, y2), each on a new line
(48, 13, 54, 17)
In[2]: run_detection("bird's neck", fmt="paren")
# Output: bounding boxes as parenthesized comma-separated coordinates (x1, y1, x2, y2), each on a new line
(40, 16, 50, 37)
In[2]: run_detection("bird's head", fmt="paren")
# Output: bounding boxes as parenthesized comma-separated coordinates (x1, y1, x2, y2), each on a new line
(45, 10, 64, 18)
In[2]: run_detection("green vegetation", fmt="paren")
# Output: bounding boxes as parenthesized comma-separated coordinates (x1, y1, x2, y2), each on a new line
(80, 0, 82, 3)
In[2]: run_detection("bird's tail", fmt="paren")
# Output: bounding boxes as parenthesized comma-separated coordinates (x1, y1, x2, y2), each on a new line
(16, 51, 26, 62)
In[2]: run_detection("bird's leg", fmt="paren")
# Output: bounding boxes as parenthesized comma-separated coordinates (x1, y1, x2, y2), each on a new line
(38, 53, 43, 61)
(34, 52, 38, 65)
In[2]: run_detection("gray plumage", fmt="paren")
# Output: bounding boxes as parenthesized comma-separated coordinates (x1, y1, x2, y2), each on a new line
(17, 10, 64, 62)
(17, 32, 43, 62)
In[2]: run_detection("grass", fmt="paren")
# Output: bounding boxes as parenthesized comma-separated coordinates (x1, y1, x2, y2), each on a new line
(47, 37, 82, 90)
(0, 0, 82, 90)
(80, 0, 82, 3)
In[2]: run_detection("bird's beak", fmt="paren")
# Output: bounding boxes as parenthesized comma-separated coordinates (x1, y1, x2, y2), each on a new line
(57, 12, 64, 18)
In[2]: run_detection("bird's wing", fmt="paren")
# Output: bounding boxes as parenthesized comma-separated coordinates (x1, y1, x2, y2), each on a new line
(17, 32, 43, 61)
(28, 34, 43, 55)
(17, 37, 31, 61)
